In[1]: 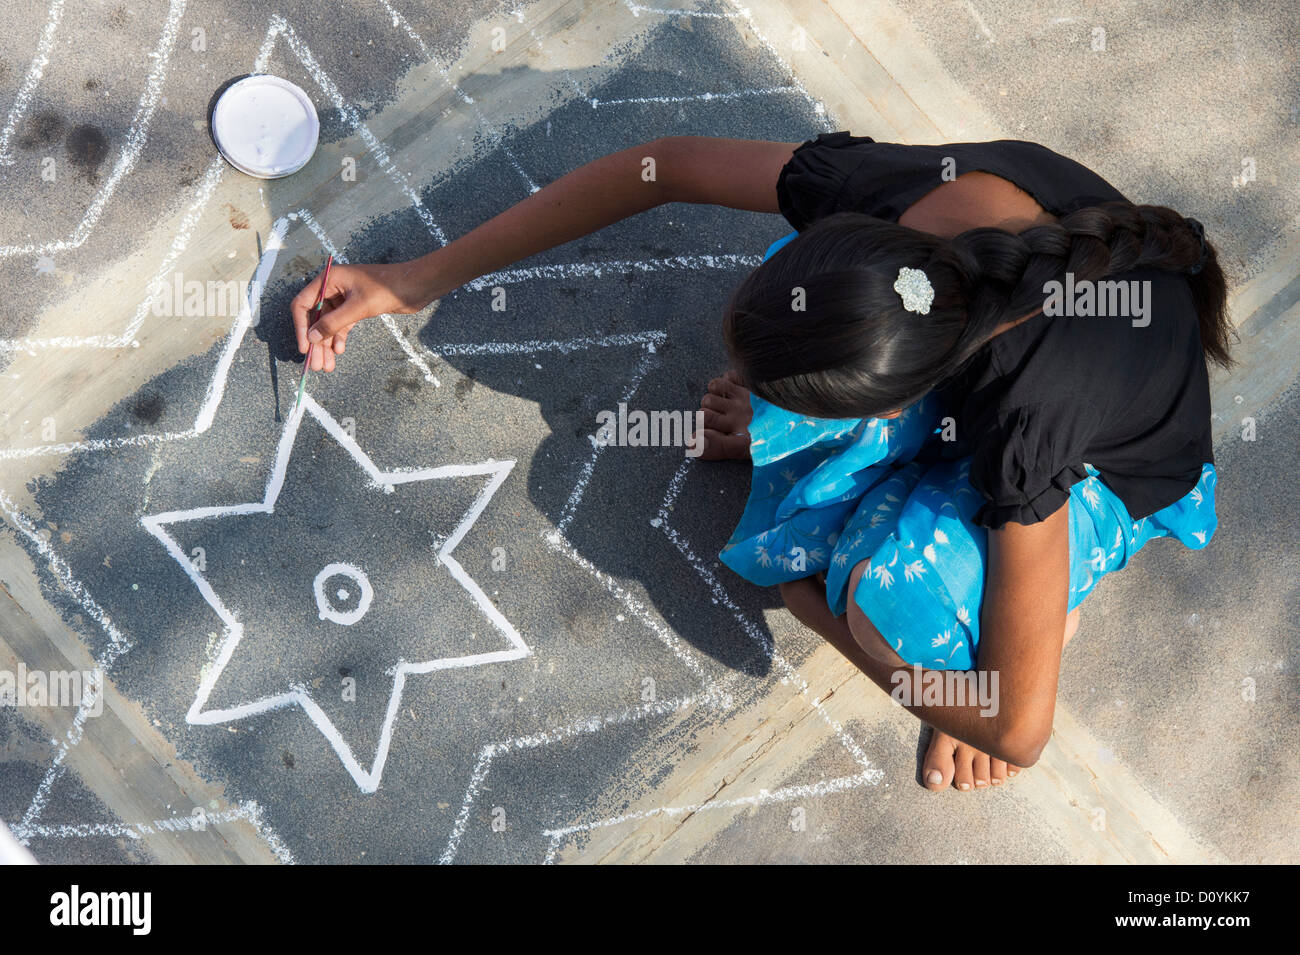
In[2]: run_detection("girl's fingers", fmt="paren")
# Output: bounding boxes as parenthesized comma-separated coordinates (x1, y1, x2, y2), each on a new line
(333, 326, 349, 355)
(290, 274, 325, 354)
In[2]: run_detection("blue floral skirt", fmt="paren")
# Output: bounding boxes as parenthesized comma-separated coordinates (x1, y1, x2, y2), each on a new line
(719, 234, 1219, 670)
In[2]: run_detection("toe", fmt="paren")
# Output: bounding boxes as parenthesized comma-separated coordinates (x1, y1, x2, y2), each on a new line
(990, 758, 1008, 786)
(922, 730, 958, 792)
(972, 751, 991, 788)
(952, 743, 977, 792)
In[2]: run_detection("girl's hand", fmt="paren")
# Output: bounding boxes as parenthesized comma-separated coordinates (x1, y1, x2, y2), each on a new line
(290, 262, 428, 372)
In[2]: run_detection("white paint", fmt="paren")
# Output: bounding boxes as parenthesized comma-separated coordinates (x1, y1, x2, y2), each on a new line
(0, 214, 289, 458)
(0, 487, 129, 833)
(623, 2, 742, 18)
(141, 393, 525, 793)
(653, 460, 882, 775)
(0, 0, 190, 259)
(721, 0, 835, 131)
(10, 800, 295, 865)
(440, 692, 716, 864)
(378, 0, 538, 192)
(211, 75, 320, 178)
(0, 501, 297, 865)
(591, 86, 799, 108)
(438, 327, 735, 863)
(0, 13, 440, 353)
(269, 16, 447, 244)
(313, 562, 374, 625)
(0, 0, 66, 165)
(542, 770, 878, 857)
(555, 349, 657, 534)
(544, 528, 727, 698)
(431, 330, 666, 357)
(1, 2, 856, 863)
(464, 254, 762, 291)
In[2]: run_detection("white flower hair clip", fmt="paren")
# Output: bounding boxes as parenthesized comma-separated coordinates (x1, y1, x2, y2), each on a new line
(893, 266, 934, 315)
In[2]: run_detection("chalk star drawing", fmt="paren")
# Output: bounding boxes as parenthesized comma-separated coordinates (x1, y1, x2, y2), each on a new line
(141, 393, 525, 793)
(2, 0, 845, 861)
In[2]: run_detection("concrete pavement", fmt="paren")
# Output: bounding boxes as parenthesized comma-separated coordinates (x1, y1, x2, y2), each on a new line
(0, 0, 1294, 864)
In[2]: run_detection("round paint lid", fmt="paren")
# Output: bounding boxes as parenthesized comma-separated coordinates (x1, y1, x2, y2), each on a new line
(211, 75, 319, 179)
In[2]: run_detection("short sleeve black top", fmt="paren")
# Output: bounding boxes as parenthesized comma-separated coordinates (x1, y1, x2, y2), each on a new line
(775, 132, 1214, 528)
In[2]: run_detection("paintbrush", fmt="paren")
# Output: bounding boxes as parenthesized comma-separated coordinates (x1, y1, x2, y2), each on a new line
(295, 253, 334, 411)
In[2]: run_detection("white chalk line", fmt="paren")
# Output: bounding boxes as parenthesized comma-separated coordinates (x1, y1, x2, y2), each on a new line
(0, 0, 189, 259)
(9, 800, 295, 865)
(543, 770, 878, 845)
(269, 16, 447, 246)
(555, 348, 657, 534)
(377, 0, 539, 193)
(437, 328, 744, 863)
(0, 317, 292, 864)
(0, 13, 274, 351)
(439, 691, 724, 864)
(464, 253, 762, 290)
(0, 214, 290, 461)
(543, 531, 729, 701)
(0, 220, 287, 857)
(653, 459, 881, 774)
(142, 390, 525, 794)
(624, 2, 743, 19)
(0, 0, 66, 165)
(721, 0, 835, 129)
(1, 481, 293, 864)
(0, 487, 127, 833)
(4, 0, 835, 859)
(590, 86, 800, 108)
(537, 334, 720, 691)
(542, 457, 884, 861)
(295, 208, 441, 385)
(431, 330, 665, 357)
(0, 12, 440, 352)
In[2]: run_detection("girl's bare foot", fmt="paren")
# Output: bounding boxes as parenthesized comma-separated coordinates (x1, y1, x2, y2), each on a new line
(921, 606, 1080, 791)
(699, 370, 753, 460)
(922, 730, 1022, 791)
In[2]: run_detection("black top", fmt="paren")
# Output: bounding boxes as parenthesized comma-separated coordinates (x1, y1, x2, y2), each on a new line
(775, 132, 1214, 528)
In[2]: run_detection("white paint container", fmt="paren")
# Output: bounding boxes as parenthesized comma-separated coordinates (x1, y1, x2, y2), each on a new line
(211, 75, 319, 179)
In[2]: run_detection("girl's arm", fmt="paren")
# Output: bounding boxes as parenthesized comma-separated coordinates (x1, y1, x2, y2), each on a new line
(291, 136, 800, 371)
(787, 507, 1070, 767)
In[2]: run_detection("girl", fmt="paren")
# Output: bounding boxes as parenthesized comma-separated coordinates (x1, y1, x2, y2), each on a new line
(291, 133, 1228, 792)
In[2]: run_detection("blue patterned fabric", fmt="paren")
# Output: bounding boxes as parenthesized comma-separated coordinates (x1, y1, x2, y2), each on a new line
(720, 234, 1219, 669)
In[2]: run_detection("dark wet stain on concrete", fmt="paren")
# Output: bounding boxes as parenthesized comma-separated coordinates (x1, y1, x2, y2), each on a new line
(18, 110, 64, 149)
(65, 124, 110, 180)
(129, 393, 165, 425)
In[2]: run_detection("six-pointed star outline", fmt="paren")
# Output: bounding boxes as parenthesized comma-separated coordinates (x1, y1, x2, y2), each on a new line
(141, 392, 525, 792)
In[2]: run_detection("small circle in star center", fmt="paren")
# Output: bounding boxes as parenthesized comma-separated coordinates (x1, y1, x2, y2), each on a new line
(314, 563, 374, 626)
